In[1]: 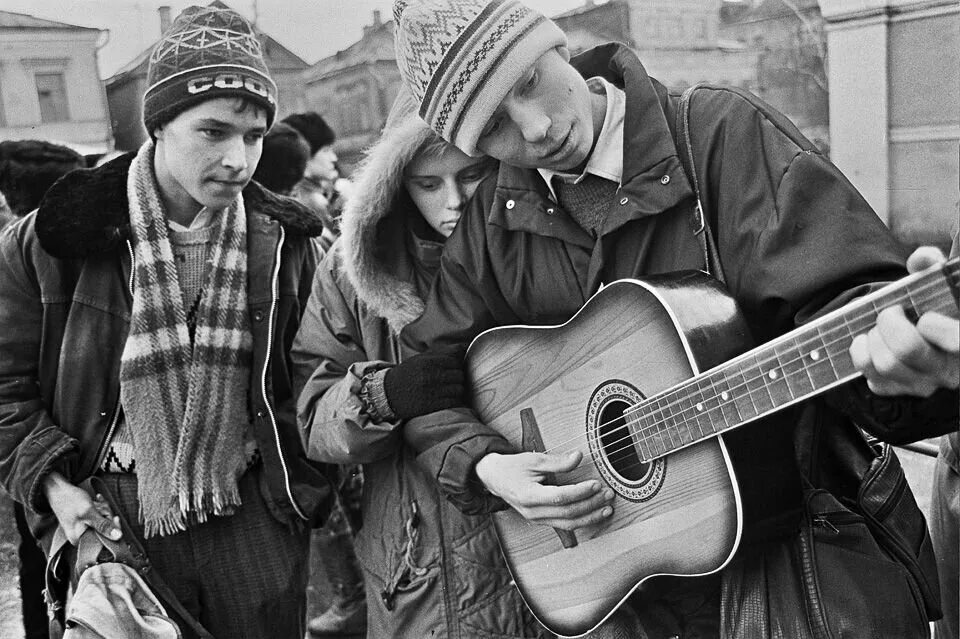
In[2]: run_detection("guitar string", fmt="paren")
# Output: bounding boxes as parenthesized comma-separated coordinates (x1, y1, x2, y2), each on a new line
(535, 283, 953, 459)
(530, 286, 954, 468)
(565, 281, 957, 459)
(572, 296, 957, 473)
(557, 297, 957, 484)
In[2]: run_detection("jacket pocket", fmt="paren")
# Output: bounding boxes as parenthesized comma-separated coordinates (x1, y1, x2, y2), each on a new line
(451, 516, 547, 638)
(377, 500, 436, 612)
(798, 489, 928, 639)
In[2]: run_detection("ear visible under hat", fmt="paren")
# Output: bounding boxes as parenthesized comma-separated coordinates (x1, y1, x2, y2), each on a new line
(392, 0, 567, 156)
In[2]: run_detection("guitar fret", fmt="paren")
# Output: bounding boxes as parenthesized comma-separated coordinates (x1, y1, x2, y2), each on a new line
(676, 393, 698, 446)
(774, 336, 815, 399)
(712, 374, 740, 429)
(651, 397, 668, 456)
(729, 359, 758, 423)
(689, 380, 709, 439)
(809, 324, 841, 387)
(765, 347, 793, 406)
(662, 392, 679, 449)
(635, 412, 652, 459)
(743, 351, 776, 415)
(620, 260, 957, 462)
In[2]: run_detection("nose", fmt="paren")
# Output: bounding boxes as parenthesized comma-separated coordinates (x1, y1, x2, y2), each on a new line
(446, 179, 466, 211)
(507, 102, 550, 143)
(221, 137, 248, 172)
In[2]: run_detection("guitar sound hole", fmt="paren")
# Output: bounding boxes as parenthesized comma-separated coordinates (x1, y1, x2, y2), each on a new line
(598, 400, 649, 482)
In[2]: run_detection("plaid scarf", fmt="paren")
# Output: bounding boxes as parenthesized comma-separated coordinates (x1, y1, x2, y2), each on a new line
(120, 141, 252, 538)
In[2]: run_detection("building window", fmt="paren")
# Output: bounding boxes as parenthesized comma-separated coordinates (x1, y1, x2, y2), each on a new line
(36, 73, 69, 123)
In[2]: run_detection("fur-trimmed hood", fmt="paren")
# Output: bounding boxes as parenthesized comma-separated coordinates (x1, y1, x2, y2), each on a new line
(35, 151, 325, 259)
(338, 94, 440, 333)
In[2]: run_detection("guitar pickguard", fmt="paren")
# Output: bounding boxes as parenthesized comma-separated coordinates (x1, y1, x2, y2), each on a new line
(586, 380, 667, 502)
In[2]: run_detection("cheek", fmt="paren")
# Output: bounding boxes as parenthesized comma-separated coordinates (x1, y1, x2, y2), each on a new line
(410, 189, 441, 219)
(463, 182, 482, 201)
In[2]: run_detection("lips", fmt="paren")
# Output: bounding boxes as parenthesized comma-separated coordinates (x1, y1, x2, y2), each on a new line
(211, 178, 247, 189)
(543, 126, 573, 162)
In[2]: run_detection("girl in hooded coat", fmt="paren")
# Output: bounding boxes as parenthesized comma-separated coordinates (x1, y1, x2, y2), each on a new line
(291, 95, 548, 638)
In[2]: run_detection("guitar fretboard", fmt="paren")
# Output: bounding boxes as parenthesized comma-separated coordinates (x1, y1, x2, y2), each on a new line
(627, 259, 959, 461)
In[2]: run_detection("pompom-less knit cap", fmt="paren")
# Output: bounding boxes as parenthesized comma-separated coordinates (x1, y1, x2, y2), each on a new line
(281, 112, 336, 154)
(143, 5, 277, 136)
(393, 0, 567, 156)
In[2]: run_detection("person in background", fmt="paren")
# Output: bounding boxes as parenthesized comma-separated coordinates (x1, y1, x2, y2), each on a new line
(0, 140, 84, 217)
(292, 91, 548, 638)
(387, 0, 959, 636)
(931, 228, 959, 639)
(282, 111, 365, 634)
(0, 7, 331, 638)
(252, 122, 312, 196)
(0, 138, 85, 639)
(283, 111, 343, 252)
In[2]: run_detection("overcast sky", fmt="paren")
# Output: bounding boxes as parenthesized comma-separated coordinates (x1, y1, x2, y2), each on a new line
(1, 0, 599, 78)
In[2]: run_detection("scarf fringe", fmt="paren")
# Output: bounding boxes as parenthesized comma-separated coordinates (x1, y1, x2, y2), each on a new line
(143, 487, 244, 539)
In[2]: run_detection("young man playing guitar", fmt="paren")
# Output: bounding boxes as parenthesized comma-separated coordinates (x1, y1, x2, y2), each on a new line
(375, 1, 960, 636)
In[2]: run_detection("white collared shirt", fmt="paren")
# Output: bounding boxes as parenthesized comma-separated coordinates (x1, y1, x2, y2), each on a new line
(168, 206, 220, 232)
(539, 76, 627, 201)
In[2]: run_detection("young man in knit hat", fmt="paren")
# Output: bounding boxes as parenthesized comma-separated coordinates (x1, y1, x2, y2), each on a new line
(0, 6, 330, 638)
(387, 0, 960, 636)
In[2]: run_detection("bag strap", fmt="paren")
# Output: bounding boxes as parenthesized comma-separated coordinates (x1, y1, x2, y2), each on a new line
(43, 478, 215, 639)
(675, 84, 726, 285)
(86, 476, 216, 639)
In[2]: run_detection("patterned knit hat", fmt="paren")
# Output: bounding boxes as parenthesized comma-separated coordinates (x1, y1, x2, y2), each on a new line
(143, 5, 277, 136)
(393, 0, 567, 156)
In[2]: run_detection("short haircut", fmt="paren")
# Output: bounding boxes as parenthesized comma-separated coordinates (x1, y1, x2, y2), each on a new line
(253, 123, 311, 195)
(281, 112, 336, 154)
(0, 140, 85, 216)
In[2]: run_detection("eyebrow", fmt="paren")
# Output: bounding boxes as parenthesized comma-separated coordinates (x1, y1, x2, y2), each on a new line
(195, 118, 266, 134)
(406, 160, 492, 180)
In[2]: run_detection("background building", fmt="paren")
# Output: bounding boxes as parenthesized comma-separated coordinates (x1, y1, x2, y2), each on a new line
(823, 0, 958, 249)
(720, 0, 829, 151)
(104, 1, 309, 151)
(0, 11, 112, 152)
(301, 10, 399, 173)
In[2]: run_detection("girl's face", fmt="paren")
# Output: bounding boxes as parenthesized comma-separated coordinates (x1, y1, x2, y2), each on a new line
(403, 145, 496, 238)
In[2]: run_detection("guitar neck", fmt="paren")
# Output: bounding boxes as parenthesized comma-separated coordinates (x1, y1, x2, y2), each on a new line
(630, 258, 960, 461)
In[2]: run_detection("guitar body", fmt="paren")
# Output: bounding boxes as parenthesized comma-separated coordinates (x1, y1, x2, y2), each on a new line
(466, 272, 756, 637)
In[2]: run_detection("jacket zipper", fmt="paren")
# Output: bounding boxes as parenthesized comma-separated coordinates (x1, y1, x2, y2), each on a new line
(801, 507, 866, 639)
(860, 499, 935, 616)
(93, 240, 136, 470)
(261, 225, 308, 521)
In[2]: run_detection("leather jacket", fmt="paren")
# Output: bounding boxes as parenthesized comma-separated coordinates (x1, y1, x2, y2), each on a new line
(0, 153, 332, 540)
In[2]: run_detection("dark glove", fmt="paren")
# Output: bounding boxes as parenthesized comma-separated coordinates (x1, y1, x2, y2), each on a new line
(382, 352, 465, 420)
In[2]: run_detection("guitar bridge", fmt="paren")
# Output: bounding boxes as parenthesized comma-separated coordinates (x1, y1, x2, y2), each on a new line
(520, 408, 578, 549)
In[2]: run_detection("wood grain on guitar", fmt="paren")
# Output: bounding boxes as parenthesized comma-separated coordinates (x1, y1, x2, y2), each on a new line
(466, 258, 959, 637)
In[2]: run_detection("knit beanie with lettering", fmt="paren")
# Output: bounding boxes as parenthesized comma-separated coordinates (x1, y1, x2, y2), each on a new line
(392, 0, 566, 156)
(142, 5, 277, 137)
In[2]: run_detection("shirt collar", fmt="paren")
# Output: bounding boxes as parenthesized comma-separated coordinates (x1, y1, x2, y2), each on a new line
(168, 205, 220, 232)
(538, 76, 626, 201)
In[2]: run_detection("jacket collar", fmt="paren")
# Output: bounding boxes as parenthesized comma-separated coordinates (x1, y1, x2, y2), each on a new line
(487, 44, 694, 239)
(35, 152, 324, 259)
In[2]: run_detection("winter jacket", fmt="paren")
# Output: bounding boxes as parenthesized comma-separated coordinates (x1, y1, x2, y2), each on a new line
(398, 44, 958, 538)
(0, 153, 332, 543)
(291, 104, 546, 638)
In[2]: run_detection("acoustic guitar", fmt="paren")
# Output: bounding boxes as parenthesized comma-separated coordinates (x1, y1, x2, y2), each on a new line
(464, 258, 959, 637)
